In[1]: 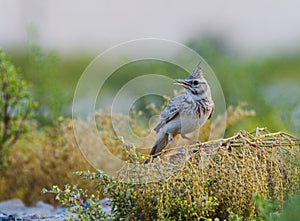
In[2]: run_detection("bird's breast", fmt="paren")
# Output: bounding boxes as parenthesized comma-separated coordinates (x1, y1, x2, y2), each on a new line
(179, 100, 213, 134)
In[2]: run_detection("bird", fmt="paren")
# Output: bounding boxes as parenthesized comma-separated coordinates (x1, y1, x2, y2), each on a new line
(144, 63, 214, 164)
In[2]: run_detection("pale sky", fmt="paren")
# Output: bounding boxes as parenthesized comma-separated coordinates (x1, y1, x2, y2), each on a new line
(1, 0, 300, 55)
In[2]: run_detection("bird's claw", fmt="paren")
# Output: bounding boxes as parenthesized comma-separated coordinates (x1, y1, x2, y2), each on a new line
(177, 147, 185, 154)
(196, 141, 202, 145)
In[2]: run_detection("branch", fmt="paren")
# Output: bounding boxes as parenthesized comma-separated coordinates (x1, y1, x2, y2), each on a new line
(7, 107, 31, 149)
(1, 75, 10, 147)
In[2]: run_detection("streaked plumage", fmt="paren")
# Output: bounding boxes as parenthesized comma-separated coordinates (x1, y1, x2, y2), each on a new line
(144, 63, 214, 163)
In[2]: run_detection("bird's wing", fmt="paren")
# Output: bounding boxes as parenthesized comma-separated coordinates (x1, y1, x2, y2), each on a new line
(154, 95, 184, 133)
(208, 104, 214, 120)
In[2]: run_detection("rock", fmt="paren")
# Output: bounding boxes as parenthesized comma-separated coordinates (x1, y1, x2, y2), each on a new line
(0, 199, 27, 216)
(0, 199, 76, 220)
(20, 213, 67, 221)
(36, 201, 55, 210)
(0, 198, 112, 220)
(99, 197, 112, 214)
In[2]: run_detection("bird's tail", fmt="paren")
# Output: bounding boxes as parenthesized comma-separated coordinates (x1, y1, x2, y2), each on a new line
(144, 133, 168, 164)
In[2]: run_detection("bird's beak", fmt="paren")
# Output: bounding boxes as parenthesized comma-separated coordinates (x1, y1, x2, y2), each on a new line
(174, 78, 190, 89)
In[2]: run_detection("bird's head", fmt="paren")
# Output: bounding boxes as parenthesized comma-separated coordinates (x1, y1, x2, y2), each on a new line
(175, 62, 211, 100)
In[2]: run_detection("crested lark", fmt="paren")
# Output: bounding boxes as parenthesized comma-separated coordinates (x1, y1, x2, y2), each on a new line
(144, 63, 214, 163)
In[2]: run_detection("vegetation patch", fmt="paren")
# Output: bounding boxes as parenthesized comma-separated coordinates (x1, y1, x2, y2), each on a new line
(45, 129, 300, 220)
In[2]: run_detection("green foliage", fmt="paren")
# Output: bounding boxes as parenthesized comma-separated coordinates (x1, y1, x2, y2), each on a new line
(254, 194, 300, 221)
(26, 44, 59, 124)
(253, 194, 281, 221)
(7, 40, 300, 134)
(10, 45, 91, 126)
(278, 195, 300, 221)
(42, 182, 108, 221)
(0, 49, 36, 169)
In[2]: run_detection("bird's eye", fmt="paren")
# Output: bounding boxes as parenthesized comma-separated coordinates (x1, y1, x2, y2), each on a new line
(193, 80, 199, 86)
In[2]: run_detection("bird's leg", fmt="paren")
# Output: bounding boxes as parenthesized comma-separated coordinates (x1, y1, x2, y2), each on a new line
(168, 133, 177, 147)
(168, 134, 186, 154)
(181, 134, 201, 144)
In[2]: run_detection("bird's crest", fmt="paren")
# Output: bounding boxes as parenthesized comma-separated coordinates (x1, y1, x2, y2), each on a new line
(187, 62, 203, 79)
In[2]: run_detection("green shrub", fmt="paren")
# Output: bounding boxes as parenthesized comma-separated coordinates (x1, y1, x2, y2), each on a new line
(254, 194, 300, 221)
(0, 49, 36, 169)
(45, 129, 300, 220)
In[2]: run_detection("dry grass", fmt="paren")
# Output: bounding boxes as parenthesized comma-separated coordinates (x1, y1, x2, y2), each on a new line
(0, 120, 94, 205)
(111, 129, 300, 220)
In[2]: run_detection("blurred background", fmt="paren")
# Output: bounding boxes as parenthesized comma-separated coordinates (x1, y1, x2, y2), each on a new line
(1, 0, 300, 134)
(0, 0, 300, 205)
